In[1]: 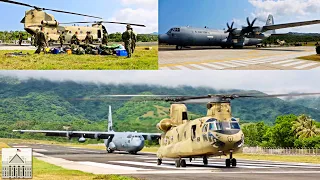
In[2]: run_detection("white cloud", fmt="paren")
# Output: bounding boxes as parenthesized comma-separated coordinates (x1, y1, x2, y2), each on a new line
(248, 0, 320, 33)
(1, 71, 320, 95)
(106, 0, 158, 34)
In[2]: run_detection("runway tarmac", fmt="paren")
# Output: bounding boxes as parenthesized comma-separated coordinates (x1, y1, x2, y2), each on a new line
(9, 143, 320, 180)
(159, 46, 320, 70)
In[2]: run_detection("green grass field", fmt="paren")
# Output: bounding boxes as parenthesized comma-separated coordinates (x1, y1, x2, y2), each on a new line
(0, 141, 138, 180)
(0, 46, 158, 70)
(298, 54, 320, 62)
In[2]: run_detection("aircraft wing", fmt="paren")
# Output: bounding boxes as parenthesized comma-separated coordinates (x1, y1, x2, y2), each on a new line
(13, 130, 114, 140)
(137, 133, 162, 141)
(263, 20, 320, 31)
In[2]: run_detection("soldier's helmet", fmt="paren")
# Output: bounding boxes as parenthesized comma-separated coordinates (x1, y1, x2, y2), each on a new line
(126, 24, 132, 29)
(75, 31, 78, 34)
(57, 30, 61, 33)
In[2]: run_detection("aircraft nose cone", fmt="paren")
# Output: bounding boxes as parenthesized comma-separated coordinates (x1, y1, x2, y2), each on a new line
(159, 34, 169, 44)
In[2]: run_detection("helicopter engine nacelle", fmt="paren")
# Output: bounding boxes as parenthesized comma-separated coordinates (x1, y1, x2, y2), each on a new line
(157, 119, 173, 132)
(41, 20, 58, 27)
(78, 137, 86, 143)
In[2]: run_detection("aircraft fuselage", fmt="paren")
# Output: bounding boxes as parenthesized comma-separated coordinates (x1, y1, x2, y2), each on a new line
(159, 27, 270, 48)
(104, 132, 145, 154)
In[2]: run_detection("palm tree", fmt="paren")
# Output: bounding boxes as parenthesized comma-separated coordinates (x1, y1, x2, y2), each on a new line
(292, 114, 319, 139)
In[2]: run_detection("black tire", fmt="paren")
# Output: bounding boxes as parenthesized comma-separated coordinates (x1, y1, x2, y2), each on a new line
(180, 159, 187, 167)
(226, 159, 231, 168)
(157, 159, 162, 165)
(107, 148, 113, 153)
(232, 158, 237, 167)
(175, 159, 181, 168)
(203, 157, 208, 165)
(129, 151, 137, 155)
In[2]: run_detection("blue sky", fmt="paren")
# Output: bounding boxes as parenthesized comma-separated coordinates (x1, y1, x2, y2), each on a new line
(159, 0, 320, 34)
(0, 0, 157, 33)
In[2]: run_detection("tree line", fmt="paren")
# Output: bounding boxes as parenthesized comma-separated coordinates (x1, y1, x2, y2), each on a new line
(242, 114, 320, 148)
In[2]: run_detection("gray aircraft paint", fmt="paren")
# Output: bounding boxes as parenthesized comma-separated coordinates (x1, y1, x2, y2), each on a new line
(103, 106, 145, 154)
(160, 14, 320, 49)
(13, 106, 160, 154)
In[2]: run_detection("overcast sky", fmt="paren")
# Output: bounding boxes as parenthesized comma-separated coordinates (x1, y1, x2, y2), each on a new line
(1, 71, 320, 94)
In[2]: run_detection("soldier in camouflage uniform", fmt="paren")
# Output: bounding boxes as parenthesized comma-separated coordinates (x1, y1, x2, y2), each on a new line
(131, 27, 137, 54)
(84, 31, 93, 45)
(34, 27, 48, 54)
(34, 29, 39, 47)
(122, 24, 134, 58)
(58, 31, 65, 47)
(71, 32, 80, 45)
(102, 32, 108, 45)
(18, 32, 23, 46)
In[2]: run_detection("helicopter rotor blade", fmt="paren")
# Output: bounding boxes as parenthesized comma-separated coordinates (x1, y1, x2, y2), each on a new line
(42, 8, 102, 19)
(0, 0, 33, 8)
(69, 92, 320, 103)
(0, 0, 102, 19)
(60, 21, 146, 27)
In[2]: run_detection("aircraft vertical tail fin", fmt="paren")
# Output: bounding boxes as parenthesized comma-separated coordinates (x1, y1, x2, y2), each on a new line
(266, 14, 276, 34)
(107, 106, 113, 132)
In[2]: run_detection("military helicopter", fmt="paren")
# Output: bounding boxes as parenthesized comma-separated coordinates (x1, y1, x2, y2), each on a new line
(0, 0, 146, 43)
(101, 92, 320, 168)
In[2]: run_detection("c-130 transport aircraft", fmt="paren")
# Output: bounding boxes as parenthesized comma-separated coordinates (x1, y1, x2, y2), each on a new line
(159, 14, 320, 49)
(14, 106, 161, 154)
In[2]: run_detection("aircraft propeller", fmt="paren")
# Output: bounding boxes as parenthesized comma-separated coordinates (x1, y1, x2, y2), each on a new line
(0, 0, 102, 19)
(225, 22, 237, 33)
(241, 17, 260, 34)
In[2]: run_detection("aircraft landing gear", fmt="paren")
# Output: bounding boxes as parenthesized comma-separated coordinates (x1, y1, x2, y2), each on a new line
(157, 158, 162, 165)
(107, 148, 114, 153)
(225, 152, 237, 168)
(203, 156, 208, 166)
(176, 45, 183, 50)
(175, 158, 187, 168)
(129, 151, 137, 155)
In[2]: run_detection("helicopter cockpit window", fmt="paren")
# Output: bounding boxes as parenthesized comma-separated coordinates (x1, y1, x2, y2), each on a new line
(231, 119, 241, 129)
(167, 28, 173, 34)
(202, 124, 208, 132)
(209, 122, 217, 130)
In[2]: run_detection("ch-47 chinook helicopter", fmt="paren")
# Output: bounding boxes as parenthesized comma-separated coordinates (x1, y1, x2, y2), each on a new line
(102, 92, 320, 168)
(0, 0, 145, 43)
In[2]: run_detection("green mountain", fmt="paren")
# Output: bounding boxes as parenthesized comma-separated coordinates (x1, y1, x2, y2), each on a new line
(288, 97, 320, 111)
(1, 76, 320, 135)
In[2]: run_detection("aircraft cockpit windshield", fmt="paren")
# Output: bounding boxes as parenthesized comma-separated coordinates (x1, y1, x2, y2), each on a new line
(167, 28, 180, 34)
(204, 118, 240, 132)
(132, 135, 144, 140)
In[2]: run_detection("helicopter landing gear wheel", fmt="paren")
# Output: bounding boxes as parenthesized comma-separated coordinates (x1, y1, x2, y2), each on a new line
(203, 156, 208, 165)
(175, 159, 181, 168)
(180, 159, 187, 167)
(225, 159, 231, 168)
(129, 151, 137, 155)
(176, 45, 183, 50)
(157, 159, 162, 165)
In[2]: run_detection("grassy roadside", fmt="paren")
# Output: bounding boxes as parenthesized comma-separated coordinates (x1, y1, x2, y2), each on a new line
(234, 154, 320, 164)
(0, 46, 158, 70)
(0, 141, 138, 180)
(298, 54, 320, 62)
